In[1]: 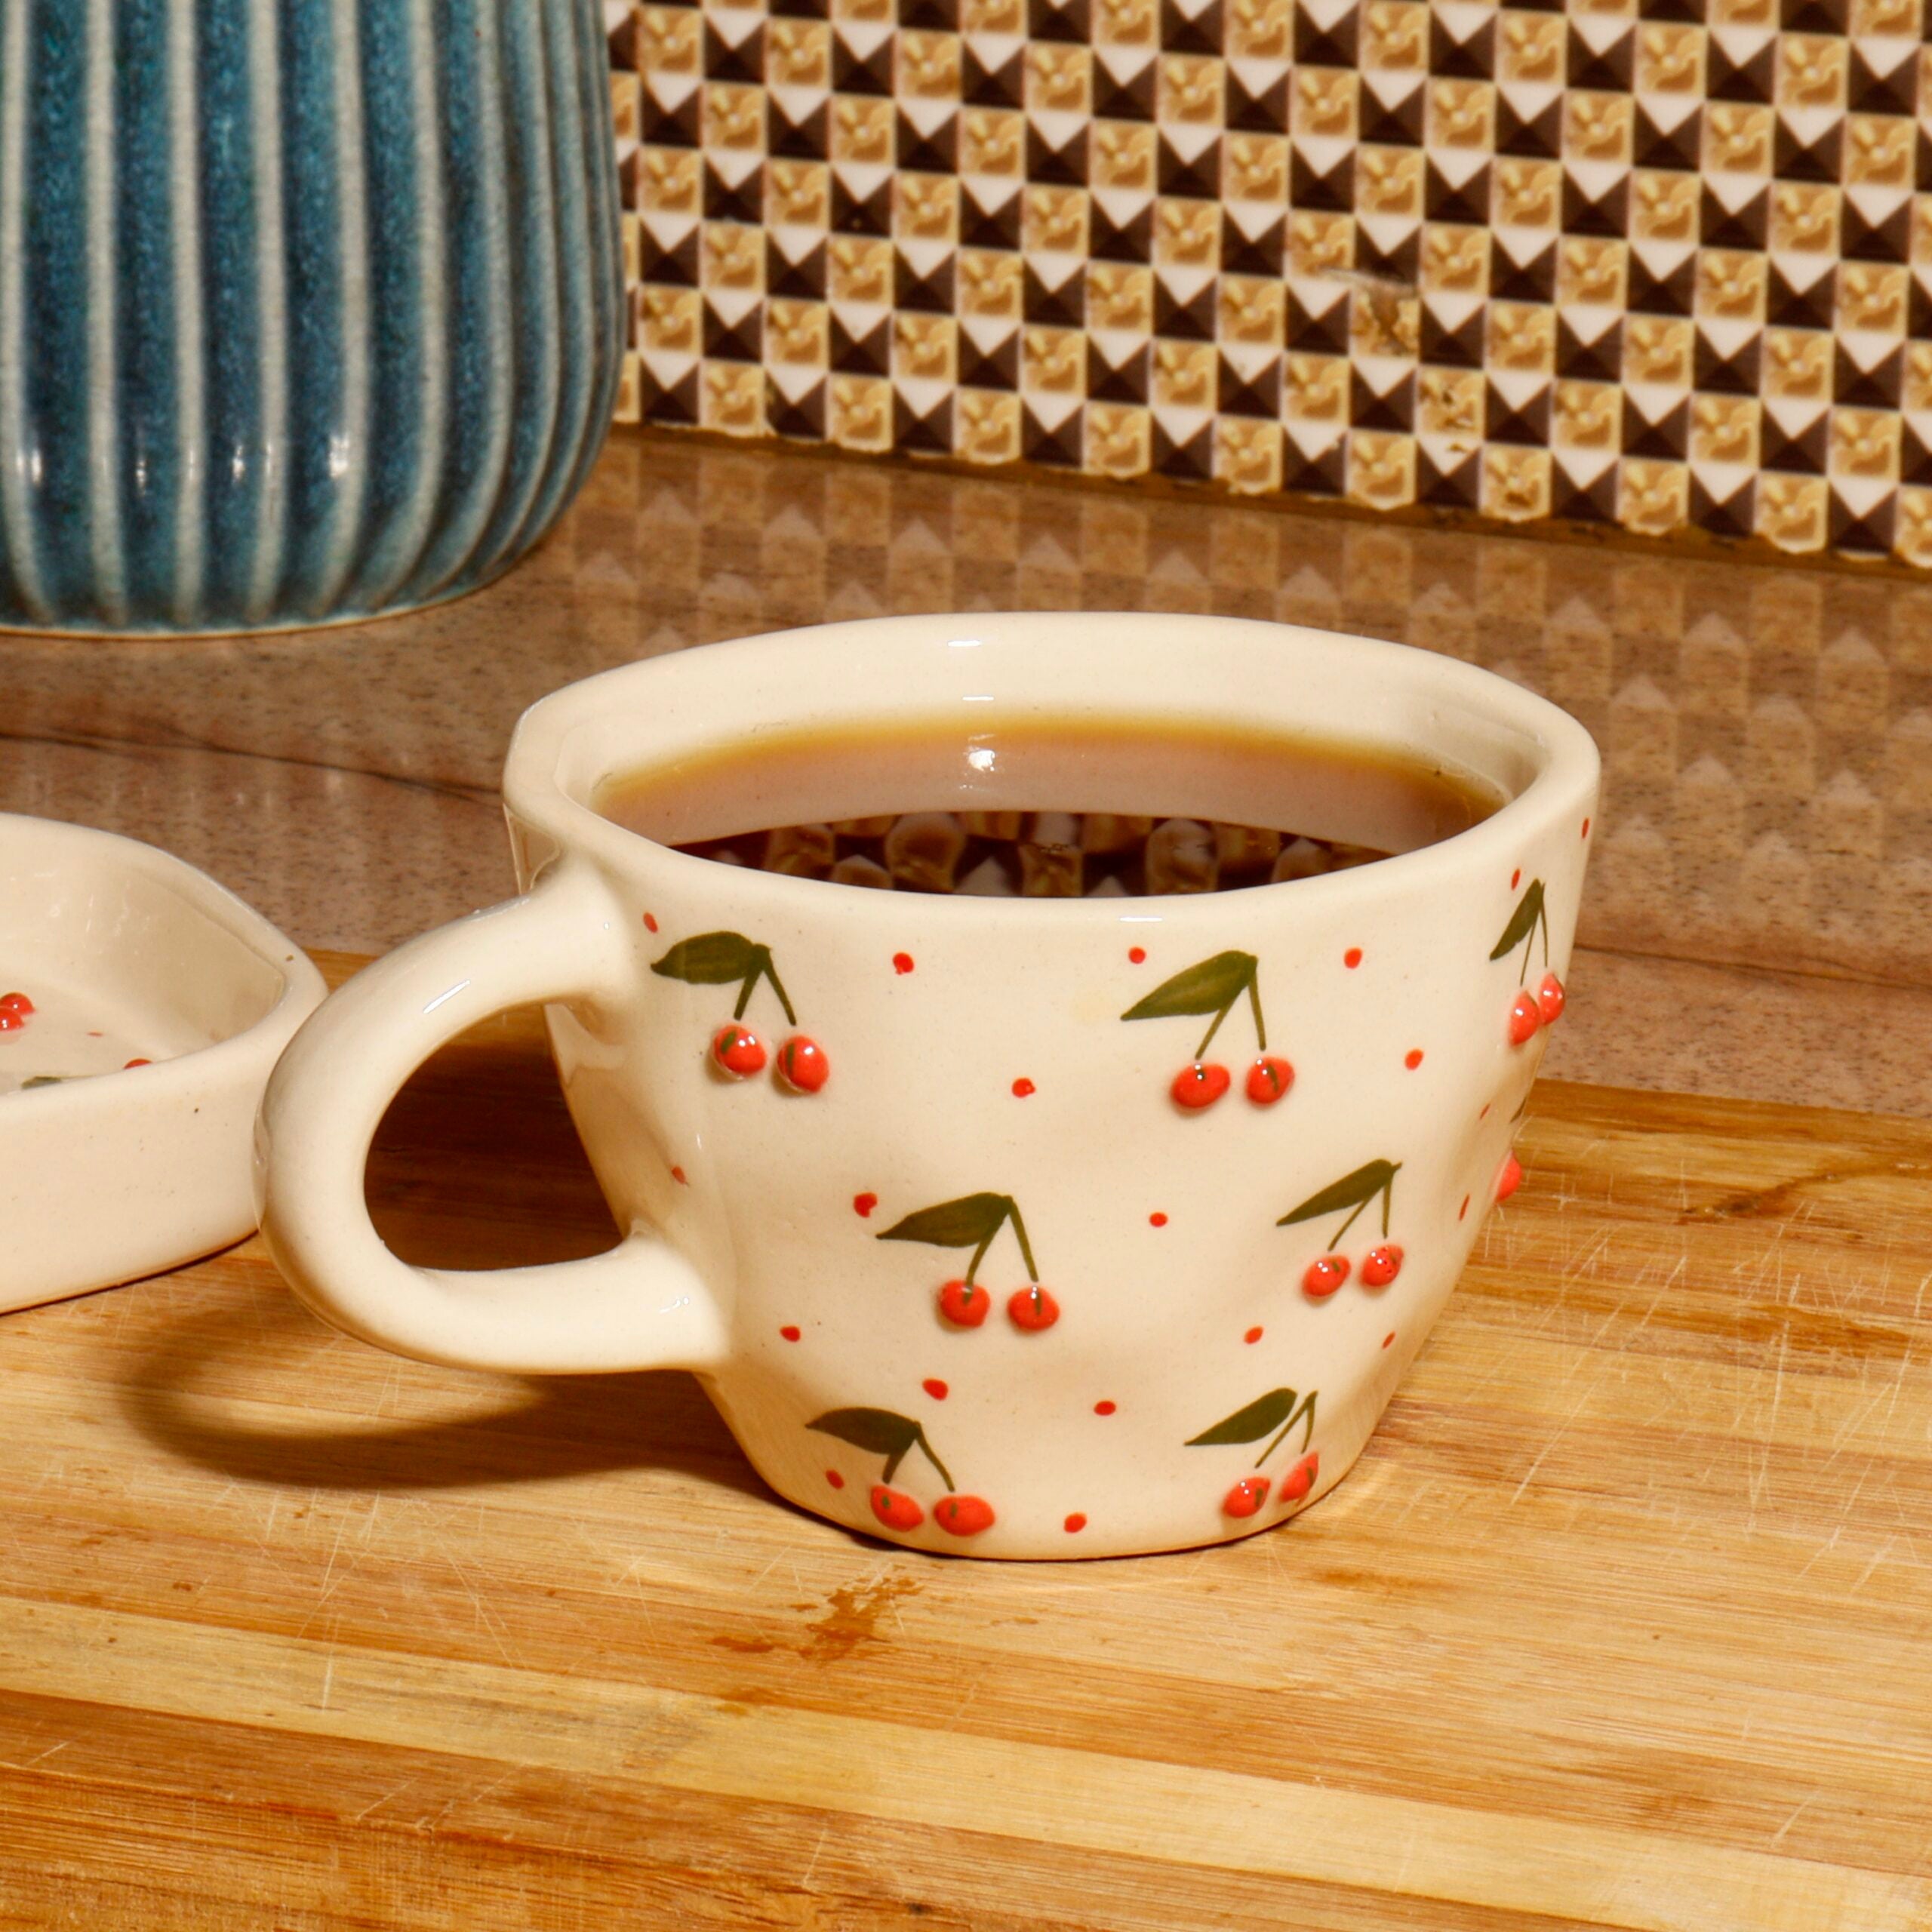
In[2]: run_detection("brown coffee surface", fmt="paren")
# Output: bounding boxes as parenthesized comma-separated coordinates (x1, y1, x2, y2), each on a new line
(595, 714, 1500, 897)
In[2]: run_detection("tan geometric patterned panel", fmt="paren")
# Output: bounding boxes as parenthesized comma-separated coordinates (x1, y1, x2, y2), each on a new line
(610, 0, 1932, 567)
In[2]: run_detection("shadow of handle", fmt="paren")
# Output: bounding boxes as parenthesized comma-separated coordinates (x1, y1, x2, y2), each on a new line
(118, 1281, 765, 1498)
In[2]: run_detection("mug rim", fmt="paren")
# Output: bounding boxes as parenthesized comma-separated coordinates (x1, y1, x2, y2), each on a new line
(503, 613, 1600, 916)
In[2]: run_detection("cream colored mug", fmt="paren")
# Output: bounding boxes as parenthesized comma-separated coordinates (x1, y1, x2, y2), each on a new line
(257, 614, 1598, 1558)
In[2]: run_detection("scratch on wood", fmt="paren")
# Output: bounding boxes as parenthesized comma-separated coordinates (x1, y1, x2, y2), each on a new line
(1508, 1384, 1595, 1505)
(799, 1820, 832, 1892)
(1769, 1791, 1819, 1847)
(350, 1777, 420, 1825)
(1847, 1534, 1897, 1598)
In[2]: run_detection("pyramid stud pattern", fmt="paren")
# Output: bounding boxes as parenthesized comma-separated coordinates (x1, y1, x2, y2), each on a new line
(612, 0, 1932, 568)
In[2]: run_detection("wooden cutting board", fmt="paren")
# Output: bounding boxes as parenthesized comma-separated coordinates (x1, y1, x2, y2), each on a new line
(0, 956, 1927, 1931)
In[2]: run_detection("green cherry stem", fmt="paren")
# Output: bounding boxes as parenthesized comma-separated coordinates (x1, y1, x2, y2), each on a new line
(1328, 1164, 1400, 1247)
(914, 1426, 955, 1491)
(1192, 999, 1232, 1060)
(1253, 1392, 1318, 1470)
(1004, 1199, 1040, 1283)
(1516, 909, 1552, 986)
(964, 1232, 994, 1287)
(731, 948, 799, 1026)
(1330, 1197, 1371, 1247)
(761, 954, 799, 1026)
(1191, 961, 1265, 1059)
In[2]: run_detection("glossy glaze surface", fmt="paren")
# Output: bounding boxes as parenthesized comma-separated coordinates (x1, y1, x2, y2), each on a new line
(0, 813, 325, 1311)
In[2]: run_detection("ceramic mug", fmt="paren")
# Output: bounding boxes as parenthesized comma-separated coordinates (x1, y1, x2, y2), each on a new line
(257, 614, 1599, 1559)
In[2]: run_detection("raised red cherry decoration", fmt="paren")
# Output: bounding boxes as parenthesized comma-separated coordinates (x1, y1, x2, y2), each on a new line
(1008, 1284, 1060, 1332)
(652, 931, 825, 1094)
(1280, 1158, 1403, 1303)
(1492, 878, 1560, 1047)
(1172, 1061, 1230, 1109)
(877, 1190, 1052, 1334)
(1535, 971, 1566, 1026)
(709, 1023, 766, 1078)
(934, 1494, 995, 1537)
(1246, 1055, 1294, 1105)
(1496, 1152, 1523, 1201)
(1277, 1450, 1320, 1506)
(808, 1406, 980, 1539)
(870, 1485, 924, 1531)
(1361, 1244, 1403, 1288)
(775, 1034, 828, 1092)
(1302, 1255, 1349, 1298)
(937, 1279, 992, 1327)
(1188, 1384, 1320, 1523)
(0, 990, 33, 1032)
(1123, 949, 1291, 1113)
(1223, 1476, 1269, 1517)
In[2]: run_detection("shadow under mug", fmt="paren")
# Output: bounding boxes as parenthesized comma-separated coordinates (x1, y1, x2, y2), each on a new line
(257, 614, 1600, 1559)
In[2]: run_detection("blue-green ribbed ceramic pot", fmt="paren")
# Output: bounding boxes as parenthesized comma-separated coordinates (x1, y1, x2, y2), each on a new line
(0, 0, 623, 635)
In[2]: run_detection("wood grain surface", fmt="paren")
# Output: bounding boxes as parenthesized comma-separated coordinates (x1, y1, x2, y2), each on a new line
(0, 958, 1927, 1930)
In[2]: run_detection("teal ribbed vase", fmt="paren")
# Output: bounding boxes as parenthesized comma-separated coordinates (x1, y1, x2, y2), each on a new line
(0, 0, 623, 634)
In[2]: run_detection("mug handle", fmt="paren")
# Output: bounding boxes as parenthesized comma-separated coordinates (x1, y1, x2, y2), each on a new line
(256, 866, 727, 1375)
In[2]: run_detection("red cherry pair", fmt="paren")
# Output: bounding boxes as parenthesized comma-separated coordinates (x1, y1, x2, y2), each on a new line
(1223, 1451, 1320, 1518)
(938, 1279, 1060, 1332)
(1302, 1244, 1402, 1300)
(1506, 972, 1566, 1046)
(710, 1024, 828, 1093)
(0, 990, 34, 1033)
(870, 1485, 994, 1536)
(1172, 1055, 1294, 1111)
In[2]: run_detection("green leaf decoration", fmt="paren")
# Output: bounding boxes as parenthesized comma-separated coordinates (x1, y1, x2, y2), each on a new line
(20, 1075, 63, 1089)
(876, 1192, 1013, 1251)
(1188, 1387, 1319, 1466)
(651, 931, 761, 985)
(1187, 1388, 1300, 1446)
(1120, 950, 1257, 1023)
(806, 1407, 951, 1487)
(1488, 880, 1546, 961)
(808, 1407, 921, 1484)
(1277, 1158, 1400, 1228)
(807, 1407, 921, 1457)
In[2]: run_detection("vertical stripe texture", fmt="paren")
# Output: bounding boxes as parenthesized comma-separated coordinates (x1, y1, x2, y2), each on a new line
(0, 0, 622, 634)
